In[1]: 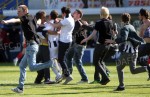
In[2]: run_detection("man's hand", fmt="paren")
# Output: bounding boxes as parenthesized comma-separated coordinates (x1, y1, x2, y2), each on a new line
(1, 20, 8, 24)
(80, 38, 88, 44)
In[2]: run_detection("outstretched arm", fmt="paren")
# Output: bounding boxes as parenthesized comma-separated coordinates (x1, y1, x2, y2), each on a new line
(1, 18, 20, 24)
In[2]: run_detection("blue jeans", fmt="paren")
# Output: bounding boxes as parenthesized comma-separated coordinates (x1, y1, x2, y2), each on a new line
(66, 43, 88, 81)
(18, 42, 53, 89)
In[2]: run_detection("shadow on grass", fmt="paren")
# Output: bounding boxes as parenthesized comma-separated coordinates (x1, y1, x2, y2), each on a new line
(0, 83, 18, 86)
(126, 84, 150, 89)
(63, 84, 114, 90)
(0, 84, 150, 95)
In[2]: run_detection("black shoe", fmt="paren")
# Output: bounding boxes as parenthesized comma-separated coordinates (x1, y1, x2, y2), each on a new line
(114, 86, 125, 91)
(100, 79, 110, 85)
(44, 80, 56, 84)
(34, 81, 42, 84)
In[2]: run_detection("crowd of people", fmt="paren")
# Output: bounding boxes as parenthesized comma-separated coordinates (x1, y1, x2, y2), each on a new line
(0, 4, 150, 94)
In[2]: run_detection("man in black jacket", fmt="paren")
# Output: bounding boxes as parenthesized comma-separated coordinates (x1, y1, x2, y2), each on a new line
(66, 9, 88, 84)
(1, 5, 53, 93)
(81, 7, 114, 85)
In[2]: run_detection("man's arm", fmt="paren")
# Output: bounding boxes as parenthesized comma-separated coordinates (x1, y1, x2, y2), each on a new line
(139, 24, 145, 37)
(49, 22, 62, 28)
(1, 18, 20, 24)
(80, 29, 97, 44)
(47, 29, 60, 35)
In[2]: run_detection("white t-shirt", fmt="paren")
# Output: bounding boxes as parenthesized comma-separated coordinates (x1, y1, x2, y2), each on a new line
(59, 14, 75, 43)
(47, 20, 59, 42)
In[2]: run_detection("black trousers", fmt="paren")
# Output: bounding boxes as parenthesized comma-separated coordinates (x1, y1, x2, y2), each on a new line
(93, 44, 116, 81)
(115, 0, 123, 7)
(35, 45, 50, 82)
(82, 0, 88, 8)
(138, 43, 150, 76)
(58, 41, 71, 77)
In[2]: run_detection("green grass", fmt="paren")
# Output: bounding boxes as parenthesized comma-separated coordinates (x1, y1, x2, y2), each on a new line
(0, 63, 149, 97)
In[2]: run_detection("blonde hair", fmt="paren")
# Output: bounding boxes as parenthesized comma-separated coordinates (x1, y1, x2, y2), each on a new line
(18, 5, 28, 13)
(100, 6, 110, 18)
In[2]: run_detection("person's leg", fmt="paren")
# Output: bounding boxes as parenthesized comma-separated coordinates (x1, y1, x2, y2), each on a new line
(129, 52, 147, 74)
(120, 0, 123, 7)
(66, 46, 74, 74)
(49, 43, 62, 83)
(91, 44, 102, 83)
(11, 53, 28, 93)
(58, 41, 71, 77)
(98, 45, 110, 84)
(82, 0, 88, 8)
(115, 52, 126, 90)
(93, 44, 110, 84)
(91, 44, 105, 83)
(115, 0, 119, 7)
(34, 46, 44, 84)
(74, 44, 88, 82)
(93, 67, 101, 82)
(52, 59, 63, 83)
(17, 53, 28, 90)
(147, 57, 150, 80)
(138, 44, 150, 80)
(34, 70, 44, 84)
(27, 44, 53, 71)
(58, 41, 73, 84)
(41, 46, 51, 82)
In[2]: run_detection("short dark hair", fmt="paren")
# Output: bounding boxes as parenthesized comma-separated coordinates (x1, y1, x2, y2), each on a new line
(35, 10, 46, 20)
(121, 13, 131, 23)
(139, 8, 149, 19)
(50, 10, 58, 20)
(76, 9, 83, 18)
(61, 7, 71, 18)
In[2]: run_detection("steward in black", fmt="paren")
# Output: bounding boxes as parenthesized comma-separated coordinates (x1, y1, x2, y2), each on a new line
(94, 18, 114, 44)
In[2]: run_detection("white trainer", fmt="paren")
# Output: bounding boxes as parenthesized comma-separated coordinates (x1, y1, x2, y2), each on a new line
(11, 87, 23, 93)
(76, 80, 88, 84)
(13, 58, 18, 66)
(55, 74, 63, 83)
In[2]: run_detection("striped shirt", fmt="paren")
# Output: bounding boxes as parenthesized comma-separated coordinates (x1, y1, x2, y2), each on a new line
(123, 41, 138, 53)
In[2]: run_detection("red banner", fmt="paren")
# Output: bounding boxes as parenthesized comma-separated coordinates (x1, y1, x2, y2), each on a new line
(128, 0, 150, 6)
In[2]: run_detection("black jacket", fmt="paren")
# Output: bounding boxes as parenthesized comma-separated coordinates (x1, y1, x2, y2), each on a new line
(115, 23, 144, 48)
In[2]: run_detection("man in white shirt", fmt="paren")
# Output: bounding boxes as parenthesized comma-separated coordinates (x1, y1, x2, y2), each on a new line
(49, 7, 75, 84)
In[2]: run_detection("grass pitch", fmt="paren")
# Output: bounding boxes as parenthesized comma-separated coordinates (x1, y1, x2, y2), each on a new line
(0, 62, 149, 97)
